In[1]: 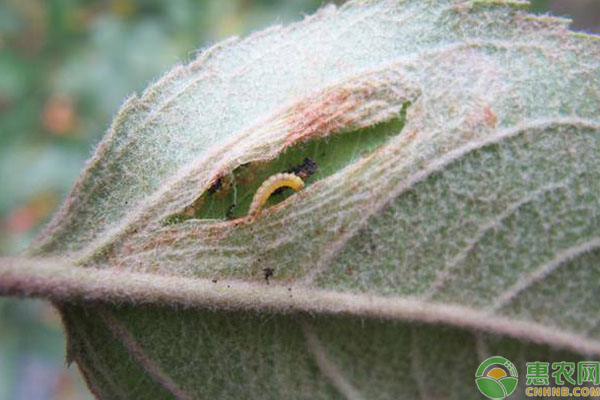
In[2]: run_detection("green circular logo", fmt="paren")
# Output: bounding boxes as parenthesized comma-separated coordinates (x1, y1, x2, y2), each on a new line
(475, 356, 519, 399)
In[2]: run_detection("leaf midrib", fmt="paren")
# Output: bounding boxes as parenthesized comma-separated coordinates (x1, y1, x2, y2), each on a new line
(1, 255, 599, 356)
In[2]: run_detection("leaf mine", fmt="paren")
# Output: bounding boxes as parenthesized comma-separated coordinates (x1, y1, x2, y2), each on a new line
(0, 1, 599, 398)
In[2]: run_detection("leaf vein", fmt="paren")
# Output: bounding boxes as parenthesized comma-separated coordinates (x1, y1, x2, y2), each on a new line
(301, 318, 364, 400)
(491, 237, 600, 311)
(97, 307, 192, 400)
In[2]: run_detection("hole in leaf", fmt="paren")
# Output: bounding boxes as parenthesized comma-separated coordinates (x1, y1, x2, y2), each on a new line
(165, 101, 411, 223)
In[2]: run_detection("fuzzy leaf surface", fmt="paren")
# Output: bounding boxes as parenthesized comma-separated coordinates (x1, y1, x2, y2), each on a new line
(1, 0, 600, 399)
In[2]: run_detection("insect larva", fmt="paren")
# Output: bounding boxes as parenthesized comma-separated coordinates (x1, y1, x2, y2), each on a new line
(249, 172, 304, 215)
(272, 157, 318, 196)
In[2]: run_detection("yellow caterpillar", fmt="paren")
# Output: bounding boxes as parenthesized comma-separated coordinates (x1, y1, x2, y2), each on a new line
(249, 172, 304, 215)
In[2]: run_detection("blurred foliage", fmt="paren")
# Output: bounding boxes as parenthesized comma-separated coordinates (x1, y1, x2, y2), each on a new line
(0, 1, 325, 398)
(0, 0, 597, 399)
(529, 0, 551, 13)
(0, 0, 327, 255)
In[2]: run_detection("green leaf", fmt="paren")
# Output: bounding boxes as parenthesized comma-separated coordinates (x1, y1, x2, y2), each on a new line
(1, 0, 600, 398)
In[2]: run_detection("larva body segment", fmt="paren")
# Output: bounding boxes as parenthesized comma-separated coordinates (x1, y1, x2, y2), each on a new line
(249, 173, 304, 215)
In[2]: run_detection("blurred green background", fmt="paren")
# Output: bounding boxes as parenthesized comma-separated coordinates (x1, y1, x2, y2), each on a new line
(0, 1, 598, 399)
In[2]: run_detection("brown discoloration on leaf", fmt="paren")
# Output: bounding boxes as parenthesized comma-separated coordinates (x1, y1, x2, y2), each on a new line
(403, 128, 418, 142)
(235, 163, 260, 187)
(460, 105, 500, 142)
(285, 87, 370, 146)
(120, 214, 261, 259)
(484, 106, 498, 127)
(135, 231, 182, 253)
(201, 224, 233, 243)
(207, 176, 223, 195)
